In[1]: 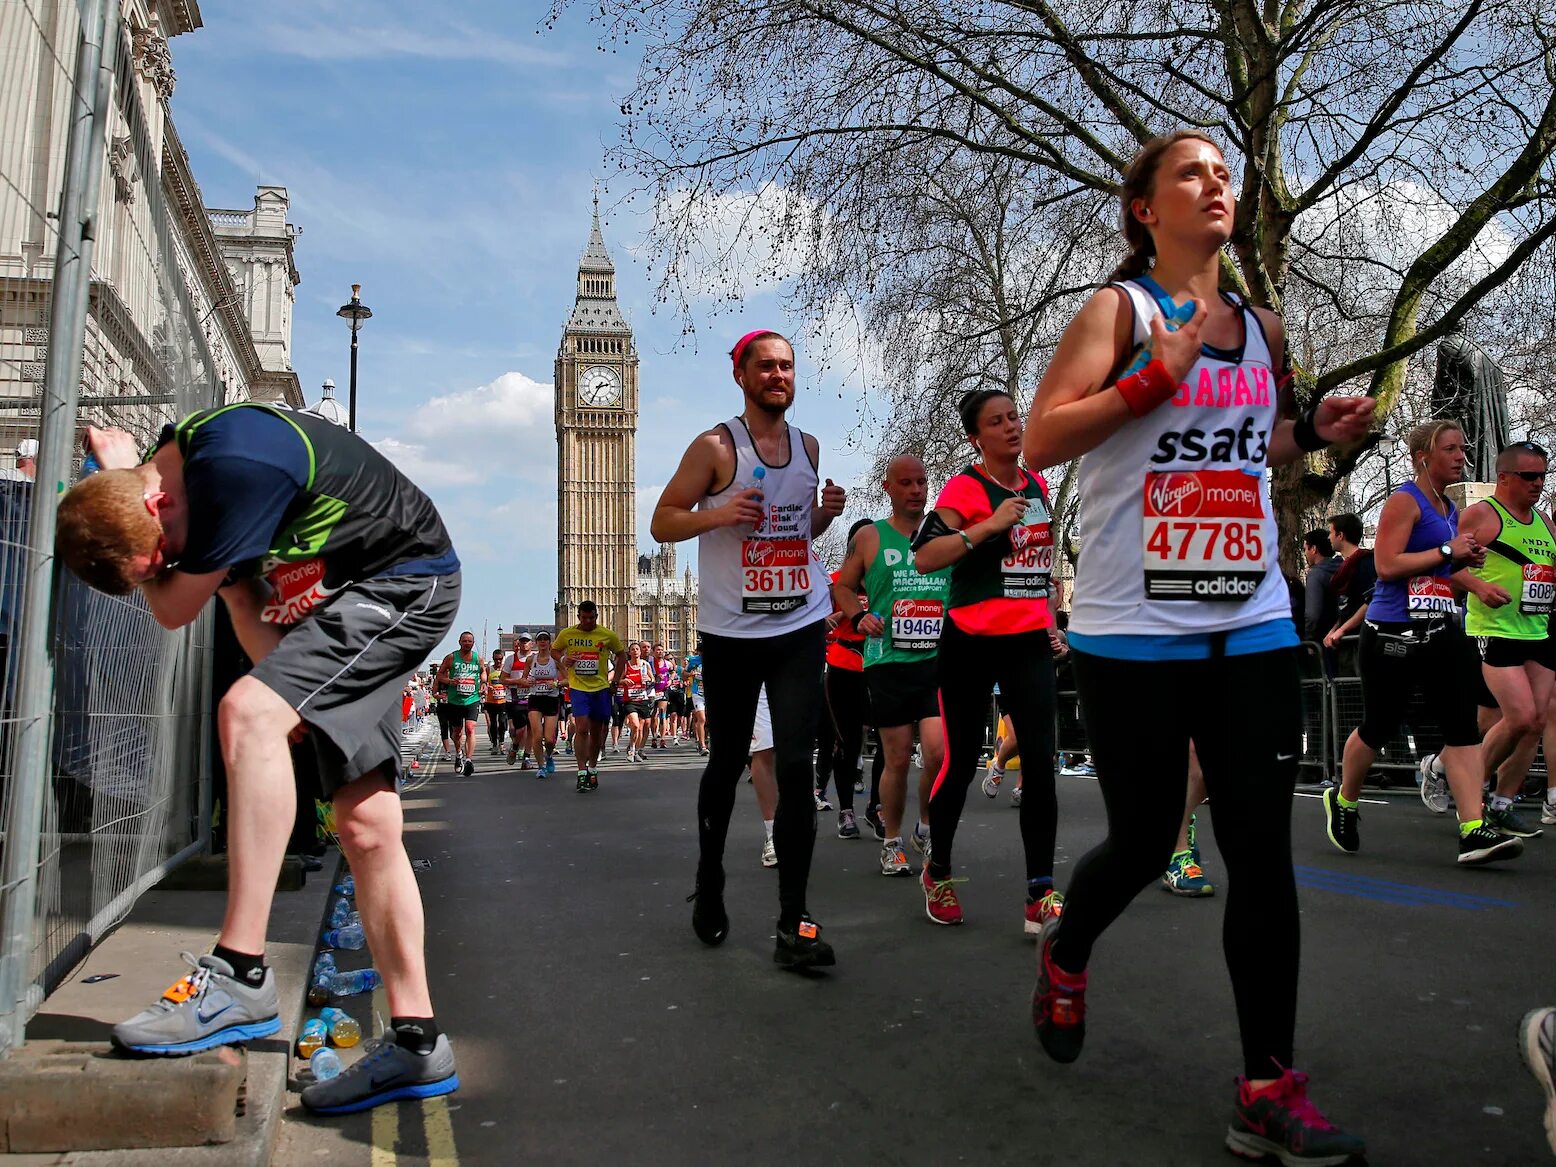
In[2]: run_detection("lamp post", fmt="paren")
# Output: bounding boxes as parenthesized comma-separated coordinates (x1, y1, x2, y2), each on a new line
(335, 283, 372, 433)
(1377, 434, 1400, 499)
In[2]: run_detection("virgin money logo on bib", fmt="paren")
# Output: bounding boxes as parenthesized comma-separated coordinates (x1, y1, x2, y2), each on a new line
(1408, 576, 1442, 595)
(893, 598, 943, 619)
(743, 540, 808, 568)
(1009, 523, 1053, 551)
(1147, 473, 1204, 517)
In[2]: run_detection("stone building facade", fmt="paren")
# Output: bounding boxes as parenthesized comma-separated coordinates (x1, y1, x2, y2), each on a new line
(632, 545, 698, 657)
(0, 0, 301, 472)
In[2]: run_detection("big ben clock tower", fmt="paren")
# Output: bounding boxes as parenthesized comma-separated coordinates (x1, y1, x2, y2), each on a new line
(554, 194, 638, 638)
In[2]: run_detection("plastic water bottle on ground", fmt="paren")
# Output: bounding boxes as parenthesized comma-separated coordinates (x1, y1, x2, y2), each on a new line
(308, 952, 338, 1004)
(321, 923, 365, 950)
(297, 1017, 328, 1058)
(310, 1047, 342, 1081)
(320, 1006, 362, 1047)
(328, 897, 353, 928)
(334, 874, 355, 897)
(329, 968, 381, 997)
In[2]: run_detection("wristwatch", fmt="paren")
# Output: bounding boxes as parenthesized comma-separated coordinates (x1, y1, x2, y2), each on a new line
(1438, 542, 1453, 561)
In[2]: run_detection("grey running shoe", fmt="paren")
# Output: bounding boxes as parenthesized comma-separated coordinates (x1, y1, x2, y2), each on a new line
(911, 822, 931, 856)
(1419, 753, 1449, 814)
(1484, 801, 1544, 839)
(301, 1033, 459, 1115)
(1519, 1007, 1556, 1156)
(761, 838, 778, 868)
(111, 952, 279, 1056)
(879, 842, 911, 877)
(1543, 799, 1556, 826)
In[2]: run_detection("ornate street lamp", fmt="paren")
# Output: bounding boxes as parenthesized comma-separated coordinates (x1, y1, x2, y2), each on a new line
(335, 284, 372, 433)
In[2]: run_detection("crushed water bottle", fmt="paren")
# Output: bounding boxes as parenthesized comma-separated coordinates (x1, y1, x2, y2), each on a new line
(328, 897, 353, 929)
(320, 1006, 362, 1047)
(321, 923, 365, 950)
(334, 874, 355, 897)
(310, 1046, 342, 1081)
(297, 1017, 328, 1058)
(329, 968, 381, 997)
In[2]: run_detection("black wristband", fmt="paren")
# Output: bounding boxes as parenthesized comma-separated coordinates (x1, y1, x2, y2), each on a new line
(849, 611, 866, 632)
(1292, 404, 1329, 452)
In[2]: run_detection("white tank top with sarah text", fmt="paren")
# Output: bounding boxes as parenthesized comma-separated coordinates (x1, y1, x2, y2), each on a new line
(1070, 280, 1291, 637)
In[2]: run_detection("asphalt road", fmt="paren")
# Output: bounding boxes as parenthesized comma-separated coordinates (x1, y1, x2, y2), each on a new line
(274, 742, 1556, 1166)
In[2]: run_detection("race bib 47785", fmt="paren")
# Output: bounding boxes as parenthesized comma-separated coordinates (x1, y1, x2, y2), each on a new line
(1143, 470, 1268, 602)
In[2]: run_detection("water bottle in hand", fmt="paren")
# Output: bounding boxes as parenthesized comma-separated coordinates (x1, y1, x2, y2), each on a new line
(329, 968, 381, 997)
(320, 1006, 362, 1047)
(321, 923, 365, 951)
(298, 1017, 328, 1058)
(310, 1046, 342, 1081)
(1121, 299, 1197, 378)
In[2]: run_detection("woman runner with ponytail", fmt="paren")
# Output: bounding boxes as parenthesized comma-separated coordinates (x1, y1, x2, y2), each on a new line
(911, 389, 1063, 933)
(1023, 131, 1372, 1164)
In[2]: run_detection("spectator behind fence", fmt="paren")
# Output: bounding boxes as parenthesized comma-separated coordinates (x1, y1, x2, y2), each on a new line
(1324, 512, 1376, 648)
(1302, 530, 1342, 644)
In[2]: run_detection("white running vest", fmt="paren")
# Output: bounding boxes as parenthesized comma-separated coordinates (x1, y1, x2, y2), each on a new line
(1070, 281, 1291, 637)
(697, 416, 829, 638)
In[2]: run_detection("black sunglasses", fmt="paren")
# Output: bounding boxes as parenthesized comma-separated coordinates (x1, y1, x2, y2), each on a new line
(1507, 470, 1549, 482)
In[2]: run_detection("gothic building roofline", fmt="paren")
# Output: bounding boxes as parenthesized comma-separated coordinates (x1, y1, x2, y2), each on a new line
(579, 189, 615, 274)
(160, 0, 203, 37)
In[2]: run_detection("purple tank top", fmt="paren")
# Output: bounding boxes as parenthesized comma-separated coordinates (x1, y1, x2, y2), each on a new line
(1368, 482, 1457, 623)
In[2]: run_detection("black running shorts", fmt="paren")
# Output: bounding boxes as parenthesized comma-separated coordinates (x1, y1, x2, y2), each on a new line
(865, 658, 941, 728)
(250, 572, 460, 797)
(1481, 635, 1556, 672)
(1356, 619, 1480, 750)
(528, 694, 560, 718)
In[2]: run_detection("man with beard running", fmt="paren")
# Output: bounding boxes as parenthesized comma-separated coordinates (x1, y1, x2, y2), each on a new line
(652, 329, 846, 969)
(833, 454, 947, 877)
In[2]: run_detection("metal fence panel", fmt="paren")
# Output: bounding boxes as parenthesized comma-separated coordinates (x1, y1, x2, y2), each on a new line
(0, 0, 218, 1053)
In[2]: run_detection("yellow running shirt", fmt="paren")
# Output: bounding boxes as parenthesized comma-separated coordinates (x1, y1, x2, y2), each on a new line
(553, 625, 625, 693)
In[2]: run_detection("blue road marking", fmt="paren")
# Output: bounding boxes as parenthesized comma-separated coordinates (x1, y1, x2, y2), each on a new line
(1294, 865, 1518, 911)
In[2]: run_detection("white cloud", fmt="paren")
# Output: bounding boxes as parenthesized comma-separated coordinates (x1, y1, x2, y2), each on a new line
(396, 371, 556, 475)
(371, 436, 483, 488)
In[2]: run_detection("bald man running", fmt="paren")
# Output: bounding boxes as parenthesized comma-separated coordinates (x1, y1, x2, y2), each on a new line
(833, 455, 950, 877)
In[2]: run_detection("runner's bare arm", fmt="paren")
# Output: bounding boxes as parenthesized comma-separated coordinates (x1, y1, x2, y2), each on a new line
(140, 567, 227, 631)
(1024, 288, 1177, 470)
(832, 524, 878, 629)
(807, 433, 845, 535)
(1373, 491, 1478, 580)
(1258, 312, 1376, 466)
(217, 578, 286, 663)
(1453, 502, 1510, 605)
(651, 429, 759, 542)
(913, 499, 1028, 572)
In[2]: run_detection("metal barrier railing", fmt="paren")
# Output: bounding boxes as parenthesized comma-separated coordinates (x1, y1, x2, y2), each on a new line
(1039, 637, 1542, 793)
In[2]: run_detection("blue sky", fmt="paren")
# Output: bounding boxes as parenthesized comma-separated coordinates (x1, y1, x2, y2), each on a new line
(169, 0, 877, 660)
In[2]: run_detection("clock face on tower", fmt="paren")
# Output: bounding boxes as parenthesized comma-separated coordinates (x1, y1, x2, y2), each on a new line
(578, 365, 623, 408)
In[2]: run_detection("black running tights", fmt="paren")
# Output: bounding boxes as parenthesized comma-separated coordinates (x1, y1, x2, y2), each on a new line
(824, 664, 867, 813)
(698, 620, 826, 926)
(1050, 648, 1301, 1080)
(930, 620, 1056, 883)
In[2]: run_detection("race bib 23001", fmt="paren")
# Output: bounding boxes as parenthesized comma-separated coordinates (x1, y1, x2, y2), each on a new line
(1142, 470, 1268, 602)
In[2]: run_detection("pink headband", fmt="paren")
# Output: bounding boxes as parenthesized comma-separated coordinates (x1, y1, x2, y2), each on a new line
(731, 330, 775, 370)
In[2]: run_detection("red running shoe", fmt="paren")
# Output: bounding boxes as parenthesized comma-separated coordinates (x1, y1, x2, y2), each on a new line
(1032, 919, 1086, 1063)
(920, 864, 964, 926)
(1023, 888, 1064, 936)
(1225, 1068, 1365, 1165)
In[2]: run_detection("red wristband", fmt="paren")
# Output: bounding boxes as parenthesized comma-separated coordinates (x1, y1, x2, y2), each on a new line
(1115, 359, 1178, 418)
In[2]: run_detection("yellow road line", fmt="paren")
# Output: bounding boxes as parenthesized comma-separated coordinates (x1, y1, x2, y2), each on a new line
(369, 982, 398, 1167)
(371, 1100, 398, 1167)
(423, 1095, 460, 1166)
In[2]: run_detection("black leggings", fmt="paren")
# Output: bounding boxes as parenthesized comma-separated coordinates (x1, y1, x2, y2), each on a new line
(1051, 647, 1301, 1080)
(824, 664, 868, 812)
(698, 620, 827, 926)
(930, 620, 1056, 882)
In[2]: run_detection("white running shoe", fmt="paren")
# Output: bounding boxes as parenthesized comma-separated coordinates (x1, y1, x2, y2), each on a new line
(1543, 799, 1556, 826)
(761, 838, 778, 868)
(981, 766, 1005, 798)
(1418, 753, 1449, 815)
(1011, 783, 1023, 808)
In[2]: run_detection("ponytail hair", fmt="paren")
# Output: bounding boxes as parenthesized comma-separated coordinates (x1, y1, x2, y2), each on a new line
(1108, 130, 1221, 284)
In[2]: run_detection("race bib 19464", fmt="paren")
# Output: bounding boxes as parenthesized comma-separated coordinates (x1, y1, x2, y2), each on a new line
(890, 598, 944, 650)
(1142, 470, 1268, 602)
